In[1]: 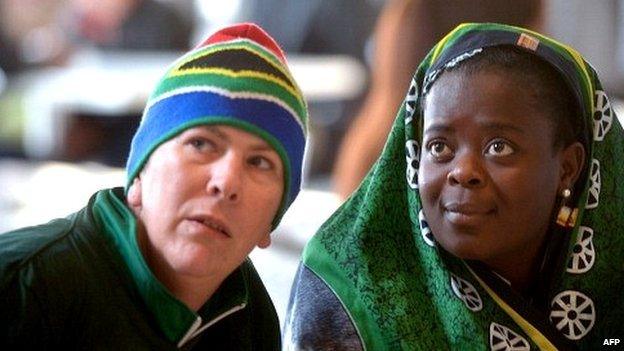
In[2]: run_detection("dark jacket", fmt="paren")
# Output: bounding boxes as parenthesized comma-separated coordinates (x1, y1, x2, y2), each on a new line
(284, 263, 363, 350)
(0, 188, 280, 350)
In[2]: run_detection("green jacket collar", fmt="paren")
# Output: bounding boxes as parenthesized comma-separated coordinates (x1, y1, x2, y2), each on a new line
(91, 188, 249, 344)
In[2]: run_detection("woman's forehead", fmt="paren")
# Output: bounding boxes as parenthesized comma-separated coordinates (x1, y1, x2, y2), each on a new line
(422, 70, 552, 133)
(424, 69, 529, 109)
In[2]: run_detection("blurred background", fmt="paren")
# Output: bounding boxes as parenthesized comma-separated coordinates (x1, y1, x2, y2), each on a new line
(1, 0, 624, 323)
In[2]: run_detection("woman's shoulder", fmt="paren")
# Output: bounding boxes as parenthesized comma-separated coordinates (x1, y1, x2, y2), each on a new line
(284, 263, 364, 351)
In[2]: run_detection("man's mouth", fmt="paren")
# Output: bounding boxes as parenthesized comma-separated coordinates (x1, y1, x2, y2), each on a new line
(188, 215, 231, 237)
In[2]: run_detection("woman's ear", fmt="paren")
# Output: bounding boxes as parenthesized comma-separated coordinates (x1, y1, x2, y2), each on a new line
(559, 141, 586, 191)
(126, 176, 143, 213)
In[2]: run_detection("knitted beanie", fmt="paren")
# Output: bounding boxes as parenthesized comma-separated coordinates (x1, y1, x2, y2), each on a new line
(126, 23, 308, 226)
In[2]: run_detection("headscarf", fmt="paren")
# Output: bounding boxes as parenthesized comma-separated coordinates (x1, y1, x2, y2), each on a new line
(302, 23, 623, 350)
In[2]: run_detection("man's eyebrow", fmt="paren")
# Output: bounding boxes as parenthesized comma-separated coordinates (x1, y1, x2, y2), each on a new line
(204, 126, 275, 152)
(250, 144, 274, 152)
(205, 125, 229, 141)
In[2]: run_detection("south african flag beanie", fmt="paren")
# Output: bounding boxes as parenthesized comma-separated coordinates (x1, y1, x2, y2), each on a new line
(125, 23, 308, 226)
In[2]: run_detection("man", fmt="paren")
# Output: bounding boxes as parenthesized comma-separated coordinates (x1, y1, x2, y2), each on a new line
(0, 23, 307, 350)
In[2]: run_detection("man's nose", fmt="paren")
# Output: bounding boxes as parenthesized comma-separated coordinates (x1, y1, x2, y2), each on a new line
(446, 151, 486, 188)
(206, 153, 242, 202)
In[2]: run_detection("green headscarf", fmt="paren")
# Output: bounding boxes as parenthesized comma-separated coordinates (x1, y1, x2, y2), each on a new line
(302, 23, 623, 350)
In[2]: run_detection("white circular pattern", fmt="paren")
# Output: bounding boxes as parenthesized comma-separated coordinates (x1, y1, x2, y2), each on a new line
(489, 322, 530, 351)
(586, 159, 600, 209)
(566, 226, 596, 274)
(418, 209, 435, 247)
(404, 77, 418, 125)
(405, 140, 420, 189)
(450, 274, 482, 311)
(593, 90, 613, 141)
(549, 290, 595, 340)
(422, 69, 441, 95)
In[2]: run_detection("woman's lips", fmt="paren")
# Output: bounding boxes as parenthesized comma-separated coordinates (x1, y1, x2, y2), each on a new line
(443, 203, 495, 227)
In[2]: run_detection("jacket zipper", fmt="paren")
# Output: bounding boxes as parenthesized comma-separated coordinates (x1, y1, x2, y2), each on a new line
(177, 303, 247, 348)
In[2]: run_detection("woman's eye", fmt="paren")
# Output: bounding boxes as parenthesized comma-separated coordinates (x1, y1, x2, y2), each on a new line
(248, 156, 273, 170)
(486, 140, 514, 156)
(428, 141, 453, 159)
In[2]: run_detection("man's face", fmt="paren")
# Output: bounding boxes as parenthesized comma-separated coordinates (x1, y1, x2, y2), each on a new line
(129, 125, 284, 281)
(418, 70, 565, 277)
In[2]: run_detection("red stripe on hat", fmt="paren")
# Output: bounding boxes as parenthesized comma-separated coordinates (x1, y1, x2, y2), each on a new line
(196, 23, 287, 63)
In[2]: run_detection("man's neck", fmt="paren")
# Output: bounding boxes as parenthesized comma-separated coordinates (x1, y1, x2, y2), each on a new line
(135, 223, 225, 311)
(160, 273, 222, 311)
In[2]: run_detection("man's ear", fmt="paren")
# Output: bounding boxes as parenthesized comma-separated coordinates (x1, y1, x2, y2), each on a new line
(257, 232, 272, 249)
(559, 141, 586, 191)
(126, 176, 143, 212)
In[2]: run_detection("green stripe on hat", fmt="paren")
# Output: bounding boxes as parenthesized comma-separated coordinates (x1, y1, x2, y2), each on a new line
(162, 40, 303, 105)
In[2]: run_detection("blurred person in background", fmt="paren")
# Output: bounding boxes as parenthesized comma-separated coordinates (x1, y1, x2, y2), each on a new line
(66, 0, 191, 50)
(0, 29, 23, 75)
(0, 0, 193, 161)
(333, 0, 543, 199)
(60, 0, 193, 166)
(0, 0, 66, 73)
(0, 0, 191, 70)
(0, 23, 308, 349)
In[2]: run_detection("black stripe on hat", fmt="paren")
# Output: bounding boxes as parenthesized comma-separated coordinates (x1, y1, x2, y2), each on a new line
(178, 48, 295, 89)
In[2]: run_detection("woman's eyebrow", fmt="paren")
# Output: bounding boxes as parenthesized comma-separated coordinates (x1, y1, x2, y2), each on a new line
(423, 124, 454, 134)
(479, 122, 525, 134)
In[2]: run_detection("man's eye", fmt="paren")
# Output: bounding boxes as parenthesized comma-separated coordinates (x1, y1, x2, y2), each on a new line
(428, 141, 453, 159)
(188, 138, 216, 151)
(248, 156, 273, 170)
(486, 140, 514, 156)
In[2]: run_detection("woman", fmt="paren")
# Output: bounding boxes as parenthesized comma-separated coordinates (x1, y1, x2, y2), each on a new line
(333, 0, 543, 199)
(285, 23, 623, 350)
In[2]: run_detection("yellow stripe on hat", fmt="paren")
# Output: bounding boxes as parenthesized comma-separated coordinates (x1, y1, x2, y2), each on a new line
(168, 67, 302, 106)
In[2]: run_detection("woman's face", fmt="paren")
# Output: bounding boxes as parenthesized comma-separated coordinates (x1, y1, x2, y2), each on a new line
(418, 69, 575, 280)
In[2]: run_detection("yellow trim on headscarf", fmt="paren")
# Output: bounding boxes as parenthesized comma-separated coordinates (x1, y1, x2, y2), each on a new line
(430, 23, 473, 63)
(518, 27, 594, 102)
(465, 264, 559, 351)
(429, 23, 594, 106)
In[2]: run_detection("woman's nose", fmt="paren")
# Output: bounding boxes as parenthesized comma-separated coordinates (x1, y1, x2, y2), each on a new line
(446, 152, 486, 188)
